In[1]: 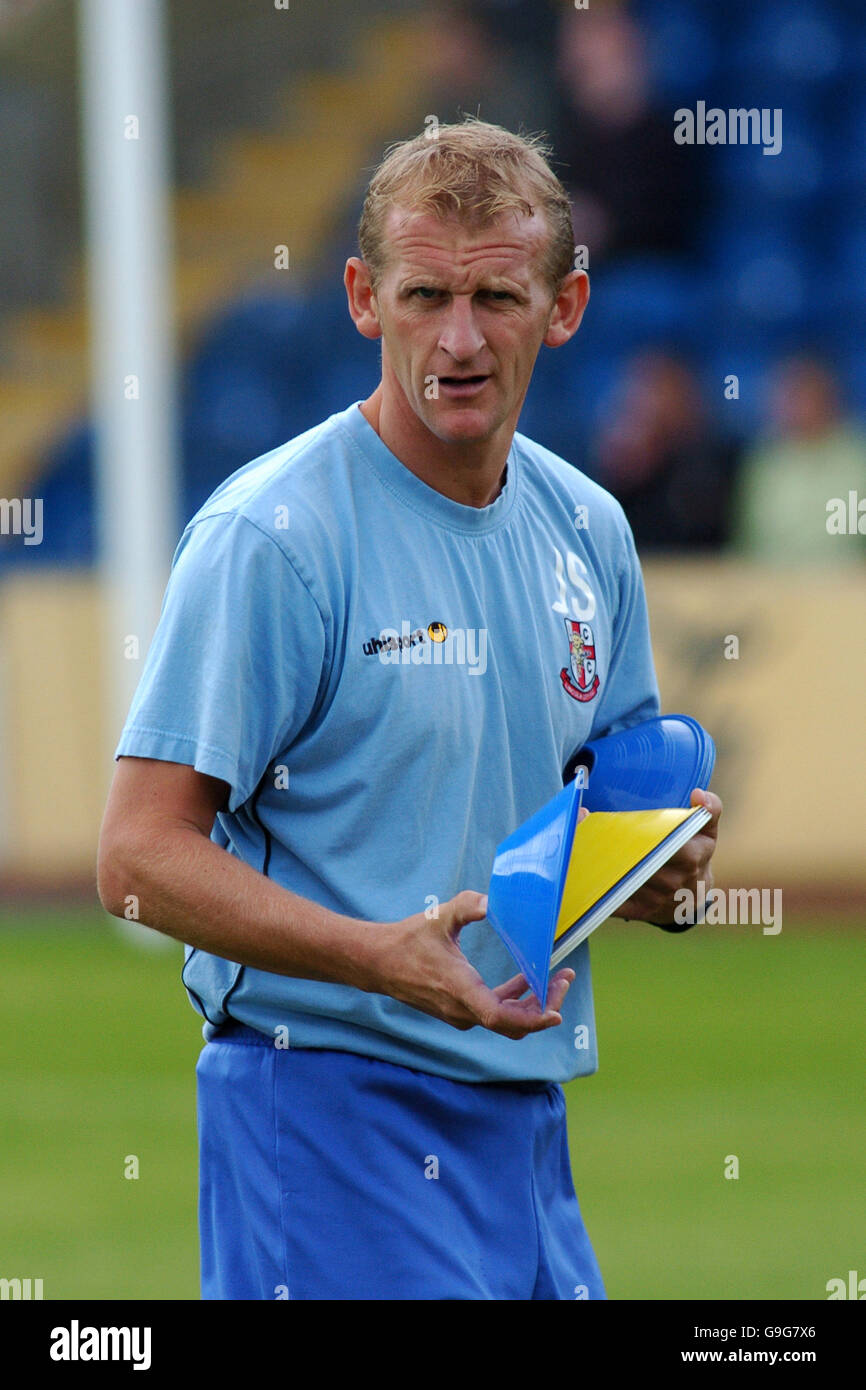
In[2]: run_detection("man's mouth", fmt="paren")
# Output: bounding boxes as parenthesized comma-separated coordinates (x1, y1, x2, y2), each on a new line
(437, 375, 490, 397)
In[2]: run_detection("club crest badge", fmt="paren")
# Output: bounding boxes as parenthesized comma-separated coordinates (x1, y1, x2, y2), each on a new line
(560, 619, 600, 702)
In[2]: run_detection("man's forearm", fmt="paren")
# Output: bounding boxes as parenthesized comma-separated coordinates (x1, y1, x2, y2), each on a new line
(98, 827, 384, 992)
(97, 756, 574, 1038)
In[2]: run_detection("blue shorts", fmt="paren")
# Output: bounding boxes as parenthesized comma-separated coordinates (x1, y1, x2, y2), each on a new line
(196, 1024, 606, 1300)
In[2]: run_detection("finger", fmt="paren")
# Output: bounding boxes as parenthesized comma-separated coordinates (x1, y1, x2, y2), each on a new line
(506, 996, 569, 1033)
(498, 973, 574, 1026)
(639, 860, 694, 894)
(493, 964, 575, 1004)
(690, 788, 723, 839)
(486, 1001, 564, 1040)
(467, 981, 566, 1039)
(492, 972, 532, 1002)
(443, 889, 489, 940)
(545, 969, 575, 1014)
(619, 880, 683, 921)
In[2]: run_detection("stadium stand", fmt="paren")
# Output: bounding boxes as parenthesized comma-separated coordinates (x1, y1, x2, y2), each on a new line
(1, 0, 864, 884)
(2, 0, 862, 566)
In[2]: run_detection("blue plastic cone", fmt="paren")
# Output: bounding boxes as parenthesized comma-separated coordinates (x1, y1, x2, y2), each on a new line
(485, 775, 584, 1008)
(564, 714, 715, 811)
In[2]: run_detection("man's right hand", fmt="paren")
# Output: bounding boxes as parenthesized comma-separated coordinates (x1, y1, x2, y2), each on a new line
(360, 891, 574, 1040)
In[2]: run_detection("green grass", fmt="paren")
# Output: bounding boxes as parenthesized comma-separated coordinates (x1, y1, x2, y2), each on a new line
(0, 908, 200, 1300)
(1, 907, 863, 1299)
(566, 919, 866, 1300)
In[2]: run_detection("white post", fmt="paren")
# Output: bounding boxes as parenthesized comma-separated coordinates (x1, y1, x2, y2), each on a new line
(79, 0, 177, 752)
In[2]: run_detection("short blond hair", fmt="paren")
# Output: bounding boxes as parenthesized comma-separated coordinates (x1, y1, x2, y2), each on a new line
(358, 119, 575, 294)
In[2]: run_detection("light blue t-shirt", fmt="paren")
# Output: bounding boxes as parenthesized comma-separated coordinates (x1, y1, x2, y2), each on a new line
(116, 402, 660, 1082)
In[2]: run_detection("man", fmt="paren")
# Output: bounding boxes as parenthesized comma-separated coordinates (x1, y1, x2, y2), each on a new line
(97, 120, 721, 1301)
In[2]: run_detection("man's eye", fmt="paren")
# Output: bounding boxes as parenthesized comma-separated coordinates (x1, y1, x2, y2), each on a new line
(485, 290, 514, 302)
(411, 287, 440, 299)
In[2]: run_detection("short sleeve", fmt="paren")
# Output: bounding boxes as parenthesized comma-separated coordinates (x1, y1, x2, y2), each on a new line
(115, 512, 328, 811)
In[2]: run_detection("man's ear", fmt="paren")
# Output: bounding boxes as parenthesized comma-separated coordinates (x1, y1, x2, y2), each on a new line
(543, 269, 590, 349)
(344, 258, 383, 340)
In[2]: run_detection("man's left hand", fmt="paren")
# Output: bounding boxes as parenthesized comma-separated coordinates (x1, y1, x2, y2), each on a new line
(613, 787, 722, 928)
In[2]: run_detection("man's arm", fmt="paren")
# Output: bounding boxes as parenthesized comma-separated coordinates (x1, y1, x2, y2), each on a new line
(97, 756, 574, 1040)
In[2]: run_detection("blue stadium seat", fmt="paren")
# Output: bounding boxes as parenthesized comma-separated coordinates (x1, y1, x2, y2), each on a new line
(632, 0, 720, 98)
(576, 259, 709, 357)
(701, 208, 808, 271)
(843, 349, 866, 420)
(735, 255, 808, 331)
(733, 2, 849, 84)
(183, 280, 380, 500)
(822, 226, 866, 334)
(186, 362, 286, 453)
(520, 344, 596, 471)
(827, 89, 866, 186)
(189, 291, 310, 374)
(8, 2, 861, 577)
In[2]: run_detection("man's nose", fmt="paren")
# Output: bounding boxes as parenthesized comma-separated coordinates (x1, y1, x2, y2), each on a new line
(438, 296, 486, 361)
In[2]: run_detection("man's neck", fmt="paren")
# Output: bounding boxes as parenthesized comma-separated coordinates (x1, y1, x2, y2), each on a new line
(359, 388, 512, 509)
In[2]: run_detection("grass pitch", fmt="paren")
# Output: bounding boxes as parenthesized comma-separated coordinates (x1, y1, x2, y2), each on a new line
(0, 906, 863, 1300)
(570, 918, 866, 1300)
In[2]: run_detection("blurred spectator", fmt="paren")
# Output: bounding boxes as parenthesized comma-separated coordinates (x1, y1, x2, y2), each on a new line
(552, 6, 704, 264)
(407, 1, 556, 138)
(730, 357, 866, 567)
(593, 350, 739, 551)
(330, 2, 560, 286)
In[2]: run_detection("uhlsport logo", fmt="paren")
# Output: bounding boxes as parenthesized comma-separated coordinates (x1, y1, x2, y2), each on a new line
(560, 619, 600, 702)
(362, 620, 487, 674)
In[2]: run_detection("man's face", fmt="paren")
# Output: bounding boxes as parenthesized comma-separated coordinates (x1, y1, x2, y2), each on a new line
(366, 205, 566, 446)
